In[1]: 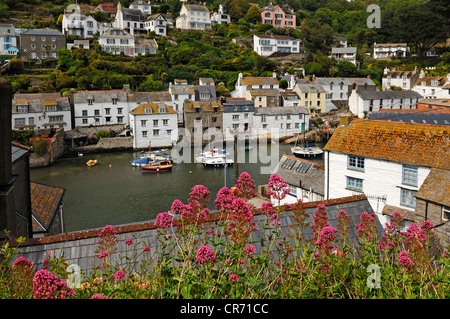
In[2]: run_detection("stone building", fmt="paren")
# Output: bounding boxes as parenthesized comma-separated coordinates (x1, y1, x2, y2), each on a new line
(183, 100, 223, 143)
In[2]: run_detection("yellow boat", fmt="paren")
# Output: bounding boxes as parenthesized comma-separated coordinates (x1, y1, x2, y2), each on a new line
(86, 159, 97, 167)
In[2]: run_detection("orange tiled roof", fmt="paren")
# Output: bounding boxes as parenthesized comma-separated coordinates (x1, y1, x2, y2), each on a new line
(30, 182, 65, 233)
(130, 103, 176, 115)
(242, 77, 278, 86)
(323, 119, 450, 169)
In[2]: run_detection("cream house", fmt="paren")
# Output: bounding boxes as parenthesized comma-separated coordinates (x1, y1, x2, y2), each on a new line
(176, 3, 212, 31)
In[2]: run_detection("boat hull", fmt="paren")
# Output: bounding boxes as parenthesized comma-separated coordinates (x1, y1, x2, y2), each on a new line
(291, 147, 323, 158)
(86, 160, 97, 167)
(141, 164, 173, 172)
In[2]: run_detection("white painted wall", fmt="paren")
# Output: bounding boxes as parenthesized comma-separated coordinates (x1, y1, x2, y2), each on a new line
(130, 112, 178, 148)
(324, 151, 431, 226)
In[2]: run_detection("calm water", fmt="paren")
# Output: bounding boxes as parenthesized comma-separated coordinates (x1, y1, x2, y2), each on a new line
(30, 143, 323, 232)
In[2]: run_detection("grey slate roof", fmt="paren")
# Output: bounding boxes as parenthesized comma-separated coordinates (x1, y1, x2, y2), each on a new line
(193, 85, 217, 101)
(255, 106, 309, 115)
(14, 195, 383, 276)
(368, 112, 450, 125)
(12, 97, 70, 114)
(11, 143, 30, 164)
(73, 90, 129, 103)
(22, 29, 64, 36)
(223, 100, 255, 113)
(357, 90, 423, 100)
(274, 154, 324, 195)
(331, 47, 357, 54)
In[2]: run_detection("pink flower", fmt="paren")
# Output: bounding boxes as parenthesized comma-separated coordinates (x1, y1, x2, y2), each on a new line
(33, 269, 75, 299)
(97, 225, 118, 254)
(91, 294, 111, 299)
(260, 201, 274, 215)
(155, 211, 173, 228)
(267, 174, 289, 200)
(404, 223, 427, 246)
(125, 238, 133, 245)
(355, 212, 378, 242)
(224, 198, 257, 245)
(171, 199, 185, 215)
(315, 226, 337, 252)
(195, 246, 217, 265)
(143, 247, 151, 252)
(229, 274, 239, 282)
(114, 270, 126, 281)
(189, 185, 210, 208)
(98, 251, 108, 260)
(421, 220, 435, 231)
(441, 253, 449, 258)
(311, 204, 329, 238)
(214, 187, 236, 212)
(243, 244, 256, 257)
(12, 256, 34, 269)
(234, 172, 257, 200)
(397, 251, 415, 271)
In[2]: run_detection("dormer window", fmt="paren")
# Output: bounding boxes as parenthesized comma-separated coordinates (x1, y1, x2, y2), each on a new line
(88, 98, 94, 105)
(431, 80, 439, 86)
(159, 107, 166, 113)
(46, 105, 57, 112)
(112, 98, 118, 104)
(200, 93, 210, 100)
(145, 108, 152, 114)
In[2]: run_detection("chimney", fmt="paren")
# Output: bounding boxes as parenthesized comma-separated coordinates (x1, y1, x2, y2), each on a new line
(0, 78, 18, 239)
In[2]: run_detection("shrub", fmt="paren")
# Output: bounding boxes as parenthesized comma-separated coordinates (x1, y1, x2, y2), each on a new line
(96, 130, 110, 139)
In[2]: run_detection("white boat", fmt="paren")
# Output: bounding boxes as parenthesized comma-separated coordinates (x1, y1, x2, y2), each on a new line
(195, 148, 231, 163)
(291, 130, 323, 158)
(203, 157, 234, 167)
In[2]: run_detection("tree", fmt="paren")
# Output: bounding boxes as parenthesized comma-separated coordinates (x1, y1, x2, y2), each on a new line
(246, 5, 260, 24)
(335, 60, 358, 77)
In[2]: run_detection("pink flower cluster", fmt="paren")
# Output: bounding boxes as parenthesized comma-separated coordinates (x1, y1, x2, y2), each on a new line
(225, 198, 257, 245)
(12, 256, 34, 269)
(155, 211, 173, 229)
(397, 251, 415, 271)
(97, 225, 118, 253)
(315, 226, 337, 253)
(91, 294, 111, 299)
(32, 269, 75, 299)
(234, 172, 257, 200)
(243, 244, 256, 257)
(266, 174, 289, 201)
(229, 274, 239, 282)
(311, 204, 329, 238)
(215, 187, 236, 213)
(114, 270, 126, 281)
(195, 246, 217, 265)
(355, 212, 378, 242)
(189, 184, 210, 208)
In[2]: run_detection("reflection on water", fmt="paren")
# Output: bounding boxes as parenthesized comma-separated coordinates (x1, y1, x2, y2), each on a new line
(30, 144, 323, 232)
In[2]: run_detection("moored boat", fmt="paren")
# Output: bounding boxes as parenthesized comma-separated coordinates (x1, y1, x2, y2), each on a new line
(86, 159, 97, 167)
(203, 157, 234, 168)
(291, 145, 324, 158)
(141, 160, 173, 172)
(195, 148, 231, 163)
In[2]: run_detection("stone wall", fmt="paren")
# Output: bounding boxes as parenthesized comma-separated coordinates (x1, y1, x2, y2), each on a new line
(29, 128, 65, 168)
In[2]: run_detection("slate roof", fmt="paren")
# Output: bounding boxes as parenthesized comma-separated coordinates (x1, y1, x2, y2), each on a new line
(383, 70, 417, 79)
(254, 106, 309, 115)
(316, 77, 375, 87)
(323, 119, 450, 170)
(248, 89, 280, 97)
(368, 111, 450, 125)
(295, 83, 327, 93)
(12, 195, 382, 275)
(356, 90, 422, 100)
(73, 90, 128, 103)
(11, 142, 30, 164)
(135, 38, 158, 48)
(184, 101, 223, 113)
(184, 3, 210, 12)
(415, 168, 450, 207)
(133, 91, 171, 103)
(331, 47, 357, 54)
(222, 100, 255, 113)
(30, 182, 65, 233)
(274, 154, 324, 195)
(193, 85, 217, 101)
(22, 29, 64, 36)
(12, 96, 70, 114)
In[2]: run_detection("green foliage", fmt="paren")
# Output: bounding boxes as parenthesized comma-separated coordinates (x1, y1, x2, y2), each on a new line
(96, 130, 110, 139)
(32, 138, 49, 156)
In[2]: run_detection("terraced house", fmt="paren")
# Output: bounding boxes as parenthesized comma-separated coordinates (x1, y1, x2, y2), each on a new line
(323, 119, 450, 242)
(260, 3, 296, 28)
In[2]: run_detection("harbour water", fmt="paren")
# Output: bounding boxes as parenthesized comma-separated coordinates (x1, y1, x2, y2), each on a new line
(30, 143, 323, 232)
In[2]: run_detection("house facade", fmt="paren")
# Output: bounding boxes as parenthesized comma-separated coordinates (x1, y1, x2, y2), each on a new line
(12, 94, 72, 131)
(62, 13, 99, 38)
(211, 4, 230, 25)
(19, 29, 66, 60)
(246, 89, 281, 108)
(144, 13, 169, 36)
(280, 91, 300, 106)
(222, 99, 255, 139)
(260, 3, 296, 28)
(373, 43, 410, 60)
(330, 47, 357, 65)
(293, 82, 328, 115)
(129, 102, 178, 149)
(323, 119, 450, 229)
(184, 101, 224, 142)
(417, 98, 450, 113)
(412, 73, 450, 99)
(176, 3, 212, 31)
(253, 106, 309, 139)
(0, 23, 18, 56)
(98, 28, 135, 56)
(382, 67, 420, 91)
(129, 0, 151, 15)
(113, 2, 146, 35)
(231, 73, 279, 98)
(253, 34, 301, 57)
(349, 89, 422, 118)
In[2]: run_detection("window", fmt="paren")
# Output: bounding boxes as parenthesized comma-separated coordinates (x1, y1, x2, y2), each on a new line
(141, 120, 147, 126)
(402, 165, 418, 186)
(153, 120, 159, 126)
(348, 155, 365, 170)
(49, 115, 63, 122)
(261, 115, 266, 122)
(400, 188, 417, 207)
(105, 116, 111, 123)
(82, 110, 88, 116)
(443, 206, 450, 221)
(346, 177, 363, 191)
(94, 110, 100, 116)
(232, 114, 239, 121)
(82, 118, 88, 124)
(117, 116, 123, 123)
(142, 131, 148, 137)
(153, 129, 159, 136)
(17, 105, 28, 113)
(29, 117, 34, 125)
(117, 108, 123, 114)
(112, 98, 118, 104)
(15, 118, 25, 127)
(88, 99, 94, 105)
(105, 108, 111, 115)
(212, 117, 217, 123)
(163, 119, 168, 126)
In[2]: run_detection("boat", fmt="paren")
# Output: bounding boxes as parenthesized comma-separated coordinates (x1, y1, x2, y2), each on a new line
(203, 157, 234, 168)
(141, 160, 173, 172)
(291, 129, 323, 158)
(195, 148, 231, 163)
(132, 150, 172, 167)
(86, 159, 97, 167)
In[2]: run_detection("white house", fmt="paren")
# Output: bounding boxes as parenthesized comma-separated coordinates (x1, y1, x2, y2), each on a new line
(273, 154, 324, 205)
(253, 106, 309, 139)
(280, 91, 300, 106)
(253, 34, 301, 57)
(323, 119, 450, 226)
(222, 99, 255, 139)
(176, 3, 212, 31)
(231, 73, 279, 98)
(99, 28, 135, 56)
(61, 13, 98, 38)
(0, 23, 18, 56)
(144, 13, 169, 36)
(373, 42, 410, 60)
(113, 2, 146, 35)
(211, 4, 230, 25)
(129, 103, 178, 149)
(12, 93, 72, 131)
(316, 77, 376, 112)
(382, 67, 420, 91)
(72, 88, 132, 127)
(67, 39, 90, 50)
(330, 47, 357, 65)
(412, 72, 450, 99)
(129, 0, 151, 15)
(349, 89, 423, 118)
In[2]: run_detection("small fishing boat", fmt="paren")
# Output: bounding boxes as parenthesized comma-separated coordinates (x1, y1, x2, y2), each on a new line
(141, 160, 173, 172)
(86, 159, 97, 167)
(291, 129, 323, 158)
(132, 151, 172, 167)
(203, 157, 234, 168)
(195, 148, 231, 163)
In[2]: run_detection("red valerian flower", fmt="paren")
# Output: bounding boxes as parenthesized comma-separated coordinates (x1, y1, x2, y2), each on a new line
(195, 246, 217, 265)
